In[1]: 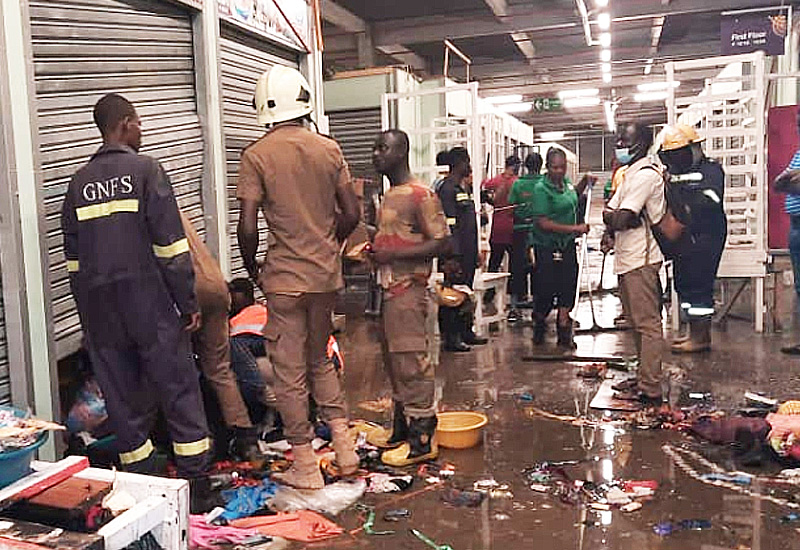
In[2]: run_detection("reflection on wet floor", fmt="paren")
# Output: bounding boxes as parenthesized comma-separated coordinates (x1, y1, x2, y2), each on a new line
(324, 303, 800, 550)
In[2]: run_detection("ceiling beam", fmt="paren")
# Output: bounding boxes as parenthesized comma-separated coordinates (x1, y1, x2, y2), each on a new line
(481, 0, 537, 62)
(376, 44, 428, 72)
(320, 0, 365, 33)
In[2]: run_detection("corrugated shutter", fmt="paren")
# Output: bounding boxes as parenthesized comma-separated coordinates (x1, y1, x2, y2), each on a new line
(0, 271, 9, 405)
(328, 108, 381, 179)
(30, 0, 205, 358)
(219, 25, 299, 278)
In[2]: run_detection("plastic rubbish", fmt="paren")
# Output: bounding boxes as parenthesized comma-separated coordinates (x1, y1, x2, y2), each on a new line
(621, 502, 642, 513)
(66, 379, 108, 434)
(411, 528, 455, 550)
(780, 513, 800, 524)
(745, 392, 778, 408)
(383, 509, 411, 522)
(270, 479, 366, 516)
(653, 522, 674, 536)
(362, 510, 394, 536)
(700, 472, 752, 485)
(517, 392, 535, 402)
(220, 479, 280, 521)
(604, 487, 632, 506)
(365, 473, 413, 493)
(677, 519, 712, 531)
(441, 487, 485, 508)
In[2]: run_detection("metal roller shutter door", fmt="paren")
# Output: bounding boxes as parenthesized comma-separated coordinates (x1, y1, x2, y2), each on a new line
(328, 108, 382, 179)
(30, 0, 206, 358)
(220, 27, 299, 278)
(0, 273, 9, 405)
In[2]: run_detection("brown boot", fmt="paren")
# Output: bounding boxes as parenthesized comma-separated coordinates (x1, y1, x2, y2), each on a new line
(329, 418, 359, 476)
(272, 443, 324, 489)
(671, 319, 711, 353)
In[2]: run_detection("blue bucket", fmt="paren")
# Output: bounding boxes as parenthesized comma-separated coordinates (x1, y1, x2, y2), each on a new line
(0, 406, 49, 489)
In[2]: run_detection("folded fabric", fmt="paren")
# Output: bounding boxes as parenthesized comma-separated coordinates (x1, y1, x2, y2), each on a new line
(220, 479, 280, 521)
(189, 515, 259, 549)
(229, 510, 343, 542)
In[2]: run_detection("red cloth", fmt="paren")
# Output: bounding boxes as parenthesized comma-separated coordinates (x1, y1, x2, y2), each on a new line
(189, 515, 259, 550)
(229, 510, 343, 542)
(483, 173, 517, 245)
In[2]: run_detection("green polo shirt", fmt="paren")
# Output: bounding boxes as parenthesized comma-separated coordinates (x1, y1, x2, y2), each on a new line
(528, 175, 579, 250)
(508, 174, 543, 231)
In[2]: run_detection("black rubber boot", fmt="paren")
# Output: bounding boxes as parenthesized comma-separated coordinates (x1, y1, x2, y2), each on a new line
(232, 426, 263, 465)
(189, 476, 224, 515)
(557, 324, 577, 350)
(386, 401, 408, 447)
(533, 318, 546, 346)
(442, 308, 471, 352)
(408, 416, 438, 459)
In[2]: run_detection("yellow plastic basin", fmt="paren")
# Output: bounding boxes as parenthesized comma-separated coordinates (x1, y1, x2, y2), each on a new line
(436, 411, 488, 449)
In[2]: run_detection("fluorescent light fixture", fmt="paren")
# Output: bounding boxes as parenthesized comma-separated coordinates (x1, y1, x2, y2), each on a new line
(600, 49, 611, 62)
(563, 96, 601, 108)
(558, 88, 599, 99)
(636, 81, 680, 92)
(497, 102, 533, 113)
(603, 72, 612, 83)
(604, 100, 616, 132)
(540, 131, 566, 141)
(599, 32, 611, 47)
(634, 91, 668, 102)
(595, 0, 609, 6)
(597, 12, 611, 30)
(601, 62, 611, 73)
(644, 58, 653, 75)
(485, 94, 523, 104)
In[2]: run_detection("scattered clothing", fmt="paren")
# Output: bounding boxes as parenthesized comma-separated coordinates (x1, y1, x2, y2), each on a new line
(230, 510, 343, 542)
(364, 473, 414, 493)
(220, 479, 280, 521)
(189, 514, 259, 550)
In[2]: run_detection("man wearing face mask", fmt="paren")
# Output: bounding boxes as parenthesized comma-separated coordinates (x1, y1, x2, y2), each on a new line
(602, 123, 666, 408)
(658, 124, 726, 353)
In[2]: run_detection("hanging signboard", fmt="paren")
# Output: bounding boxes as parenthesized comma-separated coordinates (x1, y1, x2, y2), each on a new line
(218, 0, 310, 52)
(532, 98, 562, 112)
(720, 7, 788, 56)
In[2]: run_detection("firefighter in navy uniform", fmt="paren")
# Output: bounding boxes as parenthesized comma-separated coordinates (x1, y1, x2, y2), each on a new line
(61, 93, 211, 479)
(436, 147, 488, 352)
(658, 124, 727, 353)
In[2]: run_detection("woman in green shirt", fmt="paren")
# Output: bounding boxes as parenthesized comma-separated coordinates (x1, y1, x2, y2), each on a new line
(530, 148, 590, 349)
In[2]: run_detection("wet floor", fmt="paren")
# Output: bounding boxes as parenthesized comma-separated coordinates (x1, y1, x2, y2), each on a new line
(305, 283, 800, 550)
(303, 195, 800, 549)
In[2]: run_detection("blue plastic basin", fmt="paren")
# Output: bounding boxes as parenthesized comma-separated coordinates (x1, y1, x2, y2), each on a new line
(0, 406, 49, 489)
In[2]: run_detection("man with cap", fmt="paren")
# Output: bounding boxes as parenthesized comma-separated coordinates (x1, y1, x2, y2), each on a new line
(658, 124, 727, 353)
(603, 122, 666, 408)
(237, 65, 361, 489)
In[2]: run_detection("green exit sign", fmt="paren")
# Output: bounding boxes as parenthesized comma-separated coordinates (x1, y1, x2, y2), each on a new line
(533, 98, 562, 112)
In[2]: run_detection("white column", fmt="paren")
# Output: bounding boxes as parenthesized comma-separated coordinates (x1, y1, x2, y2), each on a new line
(0, 0, 57, 459)
(193, 0, 230, 276)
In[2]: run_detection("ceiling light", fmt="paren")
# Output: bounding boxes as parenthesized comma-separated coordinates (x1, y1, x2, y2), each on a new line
(558, 88, 599, 99)
(636, 81, 680, 92)
(563, 96, 601, 108)
(634, 91, 668, 102)
(603, 72, 612, 83)
(497, 102, 533, 113)
(604, 101, 616, 132)
(485, 94, 524, 104)
(595, 0, 609, 6)
(643, 59, 653, 75)
(540, 131, 566, 141)
(599, 32, 611, 48)
(600, 49, 611, 62)
(597, 12, 611, 30)
(601, 62, 611, 73)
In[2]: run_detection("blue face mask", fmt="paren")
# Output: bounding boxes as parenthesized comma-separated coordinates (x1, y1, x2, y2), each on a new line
(615, 147, 633, 164)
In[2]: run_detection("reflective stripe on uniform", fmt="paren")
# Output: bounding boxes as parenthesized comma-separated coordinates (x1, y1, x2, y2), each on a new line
(687, 307, 715, 317)
(456, 193, 470, 201)
(230, 324, 266, 337)
(702, 189, 721, 203)
(66, 260, 80, 273)
(173, 437, 211, 457)
(671, 173, 703, 183)
(76, 198, 139, 221)
(152, 238, 190, 259)
(119, 439, 154, 465)
(446, 217, 457, 226)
